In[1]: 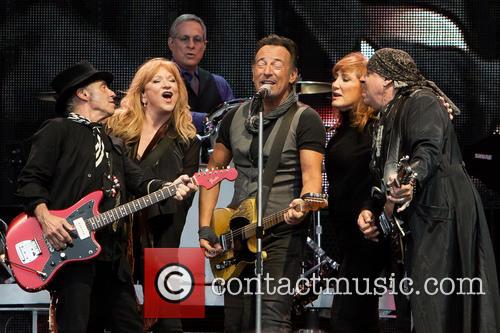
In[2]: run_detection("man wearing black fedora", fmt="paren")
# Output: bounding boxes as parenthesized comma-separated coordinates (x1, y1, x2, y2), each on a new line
(16, 61, 197, 333)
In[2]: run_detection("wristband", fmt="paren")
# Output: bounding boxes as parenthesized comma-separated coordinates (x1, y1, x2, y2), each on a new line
(198, 226, 219, 244)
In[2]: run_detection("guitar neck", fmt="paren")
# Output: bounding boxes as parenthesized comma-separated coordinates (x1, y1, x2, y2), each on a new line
(86, 183, 179, 231)
(241, 206, 296, 240)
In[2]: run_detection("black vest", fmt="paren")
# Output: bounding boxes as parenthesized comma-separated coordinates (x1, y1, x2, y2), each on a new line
(185, 67, 223, 115)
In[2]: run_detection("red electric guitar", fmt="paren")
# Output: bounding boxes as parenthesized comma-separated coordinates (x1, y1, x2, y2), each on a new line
(5, 168, 237, 292)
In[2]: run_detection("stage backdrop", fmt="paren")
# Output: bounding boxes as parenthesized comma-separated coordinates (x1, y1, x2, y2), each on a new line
(1, 0, 499, 212)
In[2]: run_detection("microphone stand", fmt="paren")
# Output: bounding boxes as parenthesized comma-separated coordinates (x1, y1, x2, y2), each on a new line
(255, 96, 264, 333)
(313, 211, 322, 271)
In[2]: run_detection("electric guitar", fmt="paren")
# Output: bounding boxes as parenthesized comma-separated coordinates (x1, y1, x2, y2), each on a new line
(209, 193, 328, 281)
(374, 156, 417, 262)
(6, 168, 237, 292)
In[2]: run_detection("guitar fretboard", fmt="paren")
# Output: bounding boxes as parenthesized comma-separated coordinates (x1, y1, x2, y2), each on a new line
(85, 184, 178, 231)
(240, 206, 297, 240)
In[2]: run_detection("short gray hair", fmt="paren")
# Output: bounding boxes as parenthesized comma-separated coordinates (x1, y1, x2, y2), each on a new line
(169, 14, 207, 40)
(65, 94, 78, 115)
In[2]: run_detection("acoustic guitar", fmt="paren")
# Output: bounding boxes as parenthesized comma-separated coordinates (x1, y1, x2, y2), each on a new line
(209, 193, 327, 281)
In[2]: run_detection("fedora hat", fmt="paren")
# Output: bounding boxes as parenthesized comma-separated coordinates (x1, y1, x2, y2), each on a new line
(51, 60, 113, 114)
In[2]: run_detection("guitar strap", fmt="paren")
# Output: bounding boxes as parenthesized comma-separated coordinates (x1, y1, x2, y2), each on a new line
(382, 89, 422, 187)
(259, 103, 300, 214)
(382, 95, 406, 189)
(127, 129, 175, 251)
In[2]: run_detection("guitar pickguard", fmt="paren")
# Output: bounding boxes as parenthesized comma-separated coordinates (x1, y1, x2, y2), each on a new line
(228, 217, 255, 259)
(210, 199, 258, 280)
(40, 200, 100, 280)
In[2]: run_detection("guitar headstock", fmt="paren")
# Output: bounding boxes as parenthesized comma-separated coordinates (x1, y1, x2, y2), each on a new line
(301, 193, 328, 211)
(396, 156, 418, 186)
(193, 167, 238, 190)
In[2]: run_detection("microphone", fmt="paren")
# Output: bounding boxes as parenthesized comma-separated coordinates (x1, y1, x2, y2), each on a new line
(254, 84, 272, 99)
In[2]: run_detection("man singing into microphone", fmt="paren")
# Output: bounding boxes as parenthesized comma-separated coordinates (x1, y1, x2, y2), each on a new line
(198, 34, 326, 332)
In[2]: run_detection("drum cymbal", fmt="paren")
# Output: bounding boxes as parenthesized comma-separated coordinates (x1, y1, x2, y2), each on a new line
(35, 90, 127, 103)
(35, 91, 56, 102)
(297, 81, 331, 95)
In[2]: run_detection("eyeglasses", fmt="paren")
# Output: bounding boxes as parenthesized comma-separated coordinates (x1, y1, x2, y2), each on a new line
(175, 35, 205, 45)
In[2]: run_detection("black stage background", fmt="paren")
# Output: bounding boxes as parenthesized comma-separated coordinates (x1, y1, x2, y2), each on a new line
(1, 0, 499, 265)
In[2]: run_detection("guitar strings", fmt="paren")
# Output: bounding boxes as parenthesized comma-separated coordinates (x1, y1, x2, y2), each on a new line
(222, 198, 325, 239)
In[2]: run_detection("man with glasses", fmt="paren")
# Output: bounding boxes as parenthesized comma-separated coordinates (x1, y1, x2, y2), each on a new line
(168, 14, 234, 133)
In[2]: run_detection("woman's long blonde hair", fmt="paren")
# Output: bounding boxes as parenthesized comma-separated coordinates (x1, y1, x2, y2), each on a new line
(332, 52, 376, 131)
(107, 58, 196, 144)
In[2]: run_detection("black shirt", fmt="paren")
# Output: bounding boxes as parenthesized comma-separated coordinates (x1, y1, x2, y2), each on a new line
(16, 118, 159, 262)
(130, 129, 200, 220)
(325, 112, 374, 226)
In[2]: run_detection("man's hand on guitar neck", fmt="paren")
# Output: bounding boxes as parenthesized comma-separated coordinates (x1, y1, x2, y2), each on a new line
(386, 174, 414, 213)
(198, 226, 222, 258)
(34, 203, 75, 251)
(284, 198, 307, 225)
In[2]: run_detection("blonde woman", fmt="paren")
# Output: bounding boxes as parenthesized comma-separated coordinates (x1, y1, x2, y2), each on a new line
(107, 58, 200, 332)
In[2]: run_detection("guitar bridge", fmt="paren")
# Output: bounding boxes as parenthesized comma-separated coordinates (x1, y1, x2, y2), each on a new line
(215, 258, 237, 271)
(15, 239, 42, 264)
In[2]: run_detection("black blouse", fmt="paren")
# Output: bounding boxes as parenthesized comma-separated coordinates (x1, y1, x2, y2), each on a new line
(129, 127, 201, 250)
(325, 111, 374, 229)
(131, 129, 201, 220)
